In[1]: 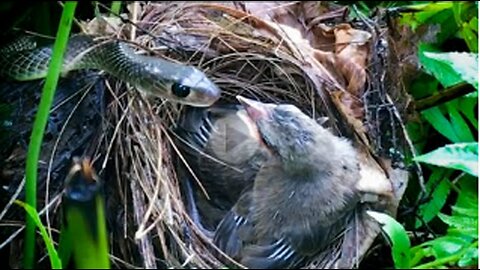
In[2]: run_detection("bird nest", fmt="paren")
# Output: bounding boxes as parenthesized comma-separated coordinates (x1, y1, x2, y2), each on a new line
(0, 1, 417, 269)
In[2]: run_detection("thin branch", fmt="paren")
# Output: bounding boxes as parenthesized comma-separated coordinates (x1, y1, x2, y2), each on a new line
(414, 83, 476, 111)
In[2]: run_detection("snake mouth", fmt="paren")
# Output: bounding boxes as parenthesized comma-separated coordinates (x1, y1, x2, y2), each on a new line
(179, 75, 222, 107)
(201, 83, 222, 106)
(186, 88, 221, 107)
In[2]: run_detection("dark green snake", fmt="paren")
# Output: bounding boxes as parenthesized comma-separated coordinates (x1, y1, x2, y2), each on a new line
(0, 34, 221, 107)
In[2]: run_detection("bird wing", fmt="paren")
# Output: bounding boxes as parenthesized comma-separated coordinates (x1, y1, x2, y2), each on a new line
(213, 188, 306, 269)
(239, 212, 352, 269)
(213, 188, 254, 260)
(175, 106, 213, 151)
(174, 104, 247, 160)
(240, 238, 305, 269)
(175, 105, 261, 207)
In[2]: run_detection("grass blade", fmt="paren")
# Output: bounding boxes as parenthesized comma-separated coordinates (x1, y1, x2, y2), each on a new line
(23, 2, 77, 268)
(64, 195, 110, 268)
(15, 200, 62, 269)
(60, 157, 110, 269)
(110, 1, 122, 16)
(367, 211, 412, 269)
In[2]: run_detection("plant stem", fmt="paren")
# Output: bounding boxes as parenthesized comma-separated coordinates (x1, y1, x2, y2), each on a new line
(110, 1, 122, 16)
(413, 241, 478, 269)
(414, 82, 476, 111)
(23, 2, 77, 268)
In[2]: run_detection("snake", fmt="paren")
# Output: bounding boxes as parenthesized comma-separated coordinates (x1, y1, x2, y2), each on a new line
(0, 34, 221, 107)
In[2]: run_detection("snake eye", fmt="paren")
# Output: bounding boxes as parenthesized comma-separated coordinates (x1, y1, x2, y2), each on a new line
(171, 83, 191, 98)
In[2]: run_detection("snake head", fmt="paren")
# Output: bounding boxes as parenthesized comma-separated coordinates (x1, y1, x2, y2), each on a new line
(135, 60, 222, 107)
(172, 66, 222, 107)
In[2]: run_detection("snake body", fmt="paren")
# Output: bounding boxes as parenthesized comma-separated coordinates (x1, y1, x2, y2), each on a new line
(0, 35, 221, 107)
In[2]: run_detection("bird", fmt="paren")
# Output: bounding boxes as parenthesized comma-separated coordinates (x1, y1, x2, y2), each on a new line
(174, 103, 269, 230)
(212, 95, 362, 269)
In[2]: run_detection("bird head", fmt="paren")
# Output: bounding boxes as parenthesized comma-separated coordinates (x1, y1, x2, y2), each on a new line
(236, 95, 326, 171)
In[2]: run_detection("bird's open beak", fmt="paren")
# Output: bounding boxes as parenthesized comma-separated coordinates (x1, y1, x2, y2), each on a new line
(236, 95, 273, 122)
(236, 95, 276, 148)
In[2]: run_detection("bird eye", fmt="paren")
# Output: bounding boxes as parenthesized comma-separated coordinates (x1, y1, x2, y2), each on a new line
(171, 83, 191, 98)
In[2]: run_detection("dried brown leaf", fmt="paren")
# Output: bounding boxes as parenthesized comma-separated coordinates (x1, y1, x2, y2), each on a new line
(331, 90, 369, 143)
(334, 24, 371, 95)
(242, 2, 301, 28)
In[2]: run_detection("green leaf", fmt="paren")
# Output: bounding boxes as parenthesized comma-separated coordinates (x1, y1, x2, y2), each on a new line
(410, 247, 428, 267)
(469, 17, 478, 33)
(110, 1, 122, 16)
(415, 169, 452, 228)
(438, 213, 478, 237)
(65, 197, 110, 269)
(452, 2, 478, 52)
(414, 142, 478, 176)
(455, 197, 479, 215)
(452, 2, 463, 25)
(420, 50, 479, 90)
(447, 179, 479, 240)
(433, 9, 461, 44)
(458, 245, 479, 267)
(446, 101, 475, 142)
(58, 223, 73, 268)
(367, 211, 411, 268)
(398, 2, 454, 30)
(409, 73, 439, 99)
(430, 236, 468, 259)
(402, 2, 454, 12)
(460, 24, 478, 52)
(422, 107, 459, 142)
(406, 121, 429, 154)
(451, 2, 477, 26)
(456, 177, 478, 210)
(458, 96, 478, 130)
(465, 90, 478, 98)
(451, 206, 478, 223)
(445, 229, 477, 244)
(15, 200, 62, 269)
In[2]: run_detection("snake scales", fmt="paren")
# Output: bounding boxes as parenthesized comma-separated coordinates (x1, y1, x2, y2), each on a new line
(0, 34, 221, 107)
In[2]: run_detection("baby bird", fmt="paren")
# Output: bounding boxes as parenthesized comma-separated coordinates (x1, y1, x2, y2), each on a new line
(213, 96, 362, 269)
(175, 104, 268, 230)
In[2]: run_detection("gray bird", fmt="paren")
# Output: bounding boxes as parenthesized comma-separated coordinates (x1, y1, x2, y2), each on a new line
(175, 104, 268, 230)
(213, 96, 362, 269)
